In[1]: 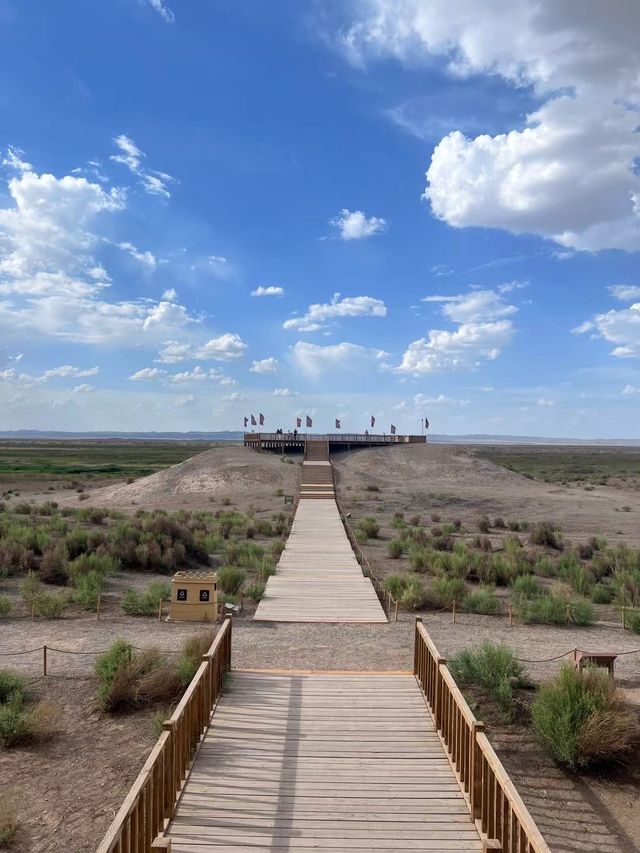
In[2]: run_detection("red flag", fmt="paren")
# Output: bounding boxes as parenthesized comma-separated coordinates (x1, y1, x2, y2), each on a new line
(390, 424, 396, 435)
(250, 414, 257, 426)
(296, 417, 302, 428)
(244, 417, 248, 428)
(335, 418, 341, 429)
(259, 413, 265, 426)
(370, 415, 375, 428)
(306, 415, 312, 428)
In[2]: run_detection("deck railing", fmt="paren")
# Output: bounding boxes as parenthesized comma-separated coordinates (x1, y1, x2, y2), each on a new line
(96, 618, 232, 853)
(414, 620, 550, 853)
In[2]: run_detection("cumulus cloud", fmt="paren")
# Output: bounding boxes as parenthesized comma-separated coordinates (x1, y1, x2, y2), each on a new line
(413, 393, 469, 407)
(398, 287, 517, 374)
(272, 388, 299, 396)
(116, 241, 157, 267)
(291, 341, 387, 378)
(251, 286, 285, 297)
(342, 0, 640, 251)
(250, 357, 279, 374)
(622, 385, 640, 396)
(129, 367, 166, 381)
(110, 134, 175, 199)
(0, 158, 210, 347)
(330, 208, 387, 240)
(155, 333, 247, 363)
(284, 293, 387, 332)
(71, 383, 94, 394)
(574, 301, 640, 359)
(609, 285, 640, 302)
(0, 364, 100, 387)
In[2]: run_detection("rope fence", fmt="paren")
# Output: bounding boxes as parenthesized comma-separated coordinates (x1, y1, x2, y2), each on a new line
(0, 642, 185, 676)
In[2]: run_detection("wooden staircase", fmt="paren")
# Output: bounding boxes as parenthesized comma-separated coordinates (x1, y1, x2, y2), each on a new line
(301, 441, 334, 499)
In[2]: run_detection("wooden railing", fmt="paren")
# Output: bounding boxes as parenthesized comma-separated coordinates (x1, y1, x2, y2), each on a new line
(413, 620, 550, 853)
(96, 618, 233, 853)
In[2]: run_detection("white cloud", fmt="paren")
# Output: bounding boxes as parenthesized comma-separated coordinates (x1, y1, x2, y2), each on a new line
(251, 285, 285, 297)
(110, 134, 175, 199)
(40, 365, 99, 380)
(2, 146, 32, 173)
(155, 333, 247, 363)
(291, 341, 387, 378)
(537, 398, 556, 407)
(284, 292, 387, 332)
(399, 287, 517, 374)
(116, 241, 157, 267)
(174, 394, 197, 408)
(622, 385, 640, 396)
(250, 357, 279, 374)
(272, 388, 299, 396)
(71, 383, 94, 394)
(222, 392, 248, 402)
(145, 0, 175, 24)
(343, 1, 640, 252)
(609, 285, 640, 302)
(330, 208, 388, 240)
(413, 393, 469, 407)
(162, 288, 177, 301)
(575, 302, 640, 359)
(129, 367, 166, 381)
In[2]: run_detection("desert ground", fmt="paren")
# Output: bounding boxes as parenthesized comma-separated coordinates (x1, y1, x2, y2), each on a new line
(1, 440, 640, 851)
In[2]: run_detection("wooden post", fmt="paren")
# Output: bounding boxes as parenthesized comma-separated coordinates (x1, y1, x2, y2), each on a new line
(96, 594, 101, 621)
(508, 603, 513, 628)
(158, 598, 163, 622)
(470, 720, 485, 820)
(413, 616, 423, 675)
(394, 597, 399, 622)
(452, 600, 456, 623)
(622, 605, 626, 629)
(43, 644, 47, 676)
(151, 837, 171, 851)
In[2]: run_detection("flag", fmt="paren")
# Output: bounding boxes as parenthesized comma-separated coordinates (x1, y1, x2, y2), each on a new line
(335, 418, 341, 429)
(425, 417, 430, 429)
(306, 415, 312, 428)
(370, 415, 375, 428)
(243, 417, 248, 428)
(259, 413, 265, 426)
(250, 414, 257, 426)
(390, 424, 396, 435)
(296, 417, 302, 428)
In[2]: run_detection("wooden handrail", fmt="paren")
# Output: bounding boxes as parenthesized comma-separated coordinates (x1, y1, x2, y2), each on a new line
(96, 617, 232, 853)
(413, 619, 551, 853)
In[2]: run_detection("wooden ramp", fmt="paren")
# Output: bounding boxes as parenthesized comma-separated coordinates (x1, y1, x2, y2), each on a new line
(167, 671, 484, 852)
(253, 496, 386, 623)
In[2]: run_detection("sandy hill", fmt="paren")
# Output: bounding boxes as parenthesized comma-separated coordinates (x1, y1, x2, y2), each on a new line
(72, 445, 300, 511)
(332, 443, 640, 545)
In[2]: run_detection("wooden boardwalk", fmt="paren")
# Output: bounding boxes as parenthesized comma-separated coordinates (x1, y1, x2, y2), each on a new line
(253, 493, 386, 623)
(167, 671, 484, 852)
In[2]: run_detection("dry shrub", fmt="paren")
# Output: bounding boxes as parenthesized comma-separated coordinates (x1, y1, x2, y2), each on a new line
(579, 708, 640, 764)
(23, 701, 60, 743)
(134, 665, 184, 706)
(178, 630, 215, 684)
(0, 802, 17, 846)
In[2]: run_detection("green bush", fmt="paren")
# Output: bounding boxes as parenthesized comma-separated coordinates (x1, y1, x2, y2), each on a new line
(463, 586, 501, 615)
(383, 575, 409, 599)
(34, 592, 67, 619)
(430, 576, 468, 608)
(0, 596, 11, 618)
(400, 578, 425, 609)
(68, 552, 119, 582)
(0, 698, 29, 747)
(177, 630, 215, 685)
(387, 539, 404, 559)
(0, 672, 25, 705)
(529, 522, 563, 550)
(450, 642, 525, 719)
(122, 581, 171, 617)
(358, 517, 380, 539)
(95, 639, 133, 707)
(511, 574, 542, 600)
(217, 566, 246, 596)
(569, 600, 595, 626)
(73, 571, 106, 610)
(625, 609, 640, 633)
(515, 593, 568, 626)
(591, 583, 614, 604)
(532, 664, 640, 769)
(20, 572, 42, 609)
(245, 582, 266, 602)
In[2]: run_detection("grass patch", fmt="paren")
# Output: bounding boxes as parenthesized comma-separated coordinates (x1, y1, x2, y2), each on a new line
(463, 586, 501, 615)
(532, 664, 640, 769)
(121, 581, 171, 617)
(450, 642, 526, 719)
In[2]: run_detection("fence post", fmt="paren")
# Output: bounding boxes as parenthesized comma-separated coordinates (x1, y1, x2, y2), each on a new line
(452, 600, 456, 623)
(158, 598, 164, 622)
(622, 605, 626, 629)
(96, 594, 101, 621)
(470, 721, 485, 820)
(151, 837, 171, 851)
(413, 616, 422, 675)
(508, 603, 512, 628)
(43, 644, 47, 676)
(394, 597, 398, 622)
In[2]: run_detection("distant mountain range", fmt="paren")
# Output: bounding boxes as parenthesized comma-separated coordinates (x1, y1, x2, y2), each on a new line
(0, 430, 639, 446)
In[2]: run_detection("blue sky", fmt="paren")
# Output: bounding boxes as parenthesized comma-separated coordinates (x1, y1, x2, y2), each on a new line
(0, 0, 639, 437)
